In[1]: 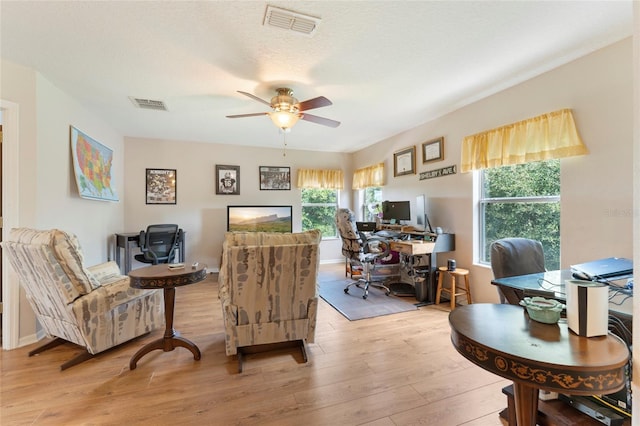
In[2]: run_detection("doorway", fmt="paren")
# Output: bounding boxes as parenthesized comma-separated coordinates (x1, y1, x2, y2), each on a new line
(1, 99, 19, 349)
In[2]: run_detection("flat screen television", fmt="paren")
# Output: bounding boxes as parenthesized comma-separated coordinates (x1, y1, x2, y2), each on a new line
(227, 205, 292, 233)
(381, 200, 411, 223)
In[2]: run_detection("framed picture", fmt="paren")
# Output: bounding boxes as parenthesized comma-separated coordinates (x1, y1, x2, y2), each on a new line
(393, 146, 416, 177)
(259, 166, 291, 190)
(145, 168, 176, 204)
(216, 164, 240, 195)
(227, 205, 292, 232)
(422, 137, 444, 163)
(70, 126, 119, 201)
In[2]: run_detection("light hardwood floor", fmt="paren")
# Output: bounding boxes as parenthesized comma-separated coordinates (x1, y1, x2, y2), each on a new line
(1, 263, 510, 425)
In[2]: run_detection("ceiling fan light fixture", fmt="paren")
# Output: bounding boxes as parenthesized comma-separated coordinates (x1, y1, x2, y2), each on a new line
(269, 110, 300, 131)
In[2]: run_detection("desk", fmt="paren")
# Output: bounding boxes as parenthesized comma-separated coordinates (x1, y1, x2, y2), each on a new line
(449, 304, 629, 426)
(491, 269, 633, 319)
(115, 230, 185, 274)
(128, 263, 207, 369)
(388, 233, 455, 303)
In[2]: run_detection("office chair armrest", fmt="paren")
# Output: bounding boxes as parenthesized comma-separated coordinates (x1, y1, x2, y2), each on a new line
(362, 236, 391, 258)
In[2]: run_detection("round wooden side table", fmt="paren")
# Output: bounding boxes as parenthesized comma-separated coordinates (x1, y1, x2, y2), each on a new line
(449, 303, 629, 426)
(128, 263, 207, 370)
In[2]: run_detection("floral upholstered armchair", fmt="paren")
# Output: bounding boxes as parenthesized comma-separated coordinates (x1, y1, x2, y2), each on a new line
(2, 228, 164, 369)
(219, 229, 321, 372)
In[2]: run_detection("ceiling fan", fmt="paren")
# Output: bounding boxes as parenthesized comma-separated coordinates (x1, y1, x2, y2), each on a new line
(226, 88, 341, 131)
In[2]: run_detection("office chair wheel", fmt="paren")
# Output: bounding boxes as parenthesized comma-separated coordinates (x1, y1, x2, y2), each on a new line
(344, 288, 349, 294)
(362, 294, 367, 299)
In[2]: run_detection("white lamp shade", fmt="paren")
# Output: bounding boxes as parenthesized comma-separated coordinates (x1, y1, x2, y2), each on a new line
(269, 111, 300, 130)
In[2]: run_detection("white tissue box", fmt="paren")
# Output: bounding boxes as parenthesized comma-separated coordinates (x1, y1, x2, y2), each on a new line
(565, 279, 609, 337)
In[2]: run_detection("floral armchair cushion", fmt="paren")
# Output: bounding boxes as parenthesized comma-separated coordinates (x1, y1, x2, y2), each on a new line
(219, 230, 321, 356)
(2, 228, 164, 358)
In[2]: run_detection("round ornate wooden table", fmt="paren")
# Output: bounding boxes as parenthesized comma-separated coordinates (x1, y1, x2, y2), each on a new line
(449, 303, 629, 426)
(128, 263, 208, 370)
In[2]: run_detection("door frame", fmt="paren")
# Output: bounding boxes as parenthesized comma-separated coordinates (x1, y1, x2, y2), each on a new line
(1, 99, 20, 350)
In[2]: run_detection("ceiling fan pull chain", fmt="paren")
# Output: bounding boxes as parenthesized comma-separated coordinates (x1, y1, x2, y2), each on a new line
(282, 132, 287, 157)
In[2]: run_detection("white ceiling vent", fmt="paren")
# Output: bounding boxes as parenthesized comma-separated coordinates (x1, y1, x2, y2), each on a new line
(129, 97, 168, 111)
(263, 5, 320, 36)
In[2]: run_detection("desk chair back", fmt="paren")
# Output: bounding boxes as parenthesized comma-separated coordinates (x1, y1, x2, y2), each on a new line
(137, 224, 180, 265)
(336, 208, 396, 298)
(491, 238, 546, 304)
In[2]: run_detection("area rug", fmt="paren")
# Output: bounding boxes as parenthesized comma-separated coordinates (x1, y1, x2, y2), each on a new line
(318, 279, 418, 321)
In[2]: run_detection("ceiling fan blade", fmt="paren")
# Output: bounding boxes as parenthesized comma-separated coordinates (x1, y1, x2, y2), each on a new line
(297, 96, 332, 111)
(300, 113, 341, 128)
(237, 91, 271, 106)
(226, 112, 269, 118)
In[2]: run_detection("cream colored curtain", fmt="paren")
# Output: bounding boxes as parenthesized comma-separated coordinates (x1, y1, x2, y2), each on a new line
(297, 169, 344, 189)
(460, 108, 588, 172)
(352, 162, 385, 189)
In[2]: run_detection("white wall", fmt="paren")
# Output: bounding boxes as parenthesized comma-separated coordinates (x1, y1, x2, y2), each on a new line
(1, 59, 126, 343)
(353, 38, 634, 304)
(123, 138, 351, 270)
(2, 37, 635, 345)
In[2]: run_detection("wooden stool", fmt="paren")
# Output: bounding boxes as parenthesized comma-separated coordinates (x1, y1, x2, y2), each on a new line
(436, 266, 472, 310)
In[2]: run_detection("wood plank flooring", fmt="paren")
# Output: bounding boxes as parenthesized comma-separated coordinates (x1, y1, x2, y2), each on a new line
(0, 263, 510, 425)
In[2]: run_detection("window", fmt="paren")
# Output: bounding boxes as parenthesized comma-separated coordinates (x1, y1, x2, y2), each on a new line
(362, 187, 382, 221)
(301, 188, 338, 238)
(479, 160, 560, 270)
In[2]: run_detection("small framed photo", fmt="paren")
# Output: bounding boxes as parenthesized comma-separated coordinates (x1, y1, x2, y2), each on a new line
(422, 137, 444, 163)
(393, 146, 416, 177)
(216, 165, 240, 195)
(259, 166, 291, 190)
(146, 168, 177, 204)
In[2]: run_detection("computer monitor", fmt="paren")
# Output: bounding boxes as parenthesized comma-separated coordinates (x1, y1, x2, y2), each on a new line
(356, 222, 377, 232)
(381, 201, 411, 223)
(415, 195, 434, 233)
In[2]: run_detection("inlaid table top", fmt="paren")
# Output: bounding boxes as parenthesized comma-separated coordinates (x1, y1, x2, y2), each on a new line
(129, 263, 207, 289)
(448, 303, 629, 426)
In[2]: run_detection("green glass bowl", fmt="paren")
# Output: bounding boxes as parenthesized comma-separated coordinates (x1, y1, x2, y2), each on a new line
(519, 297, 564, 324)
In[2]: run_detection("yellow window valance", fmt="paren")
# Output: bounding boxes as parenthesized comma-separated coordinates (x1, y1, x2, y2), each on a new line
(352, 162, 385, 189)
(460, 108, 588, 173)
(297, 168, 344, 189)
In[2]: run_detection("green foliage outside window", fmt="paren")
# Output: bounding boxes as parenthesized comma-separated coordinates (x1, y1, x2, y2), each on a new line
(481, 160, 560, 270)
(301, 188, 338, 238)
(363, 187, 382, 221)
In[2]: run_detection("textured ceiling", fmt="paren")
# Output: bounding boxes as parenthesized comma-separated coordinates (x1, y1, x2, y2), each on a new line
(0, 1, 633, 153)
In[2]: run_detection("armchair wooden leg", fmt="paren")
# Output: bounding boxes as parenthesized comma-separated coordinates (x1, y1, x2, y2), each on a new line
(237, 349, 244, 373)
(60, 350, 95, 371)
(28, 337, 96, 371)
(28, 337, 66, 356)
(299, 340, 308, 363)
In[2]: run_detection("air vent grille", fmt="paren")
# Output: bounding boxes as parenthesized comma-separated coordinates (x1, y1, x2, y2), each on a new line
(129, 97, 168, 111)
(263, 5, 320, 36)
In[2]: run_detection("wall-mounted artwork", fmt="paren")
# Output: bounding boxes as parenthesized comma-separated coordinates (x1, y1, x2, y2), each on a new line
(422, 137, 444, 163)
(259, 166, 291, 190)
(216, 164, 240, 195)
(70, 126, 119, 201)
(146, 168, 176, 204)
(393, 145, 416, 177)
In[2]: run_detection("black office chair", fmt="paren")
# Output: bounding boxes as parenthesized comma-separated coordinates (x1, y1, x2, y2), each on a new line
(336, 208, 393, 299)
(134, 224, 180, 265)
(490, 238, 546, 304)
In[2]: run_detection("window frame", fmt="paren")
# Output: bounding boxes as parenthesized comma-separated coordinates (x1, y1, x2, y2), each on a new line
(477, 161, 561, 267)
(301, 188, 340, 239)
